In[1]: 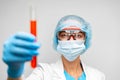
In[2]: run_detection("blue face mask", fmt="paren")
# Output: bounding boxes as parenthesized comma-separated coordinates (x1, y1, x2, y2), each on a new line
(57, 40, 86, 61)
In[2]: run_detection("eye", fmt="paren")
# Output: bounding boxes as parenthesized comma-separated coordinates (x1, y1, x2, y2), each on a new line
(58, 31, 68, 39)
(76, 32, 85, 39)
(77, 34, 82, 38)
(59, 32, 67, 38)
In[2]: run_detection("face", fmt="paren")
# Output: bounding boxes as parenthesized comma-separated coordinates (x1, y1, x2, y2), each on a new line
(57, 26, 85, 41)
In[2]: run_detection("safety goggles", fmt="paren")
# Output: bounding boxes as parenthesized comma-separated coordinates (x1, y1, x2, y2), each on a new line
(57, 30, 85, 40)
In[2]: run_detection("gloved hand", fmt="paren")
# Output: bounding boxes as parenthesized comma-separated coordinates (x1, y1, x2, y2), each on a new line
(2, 32, 40, 78)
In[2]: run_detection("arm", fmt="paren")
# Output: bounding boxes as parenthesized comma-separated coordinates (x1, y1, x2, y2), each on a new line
(7, 77, 22, 80)
(2, 32, 40, 80)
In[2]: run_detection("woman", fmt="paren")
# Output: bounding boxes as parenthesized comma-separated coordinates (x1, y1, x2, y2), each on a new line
(3, 15, 105, 80)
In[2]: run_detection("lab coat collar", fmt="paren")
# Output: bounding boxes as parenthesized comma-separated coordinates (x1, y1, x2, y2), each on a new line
(55, 57, 88, 80)
(53, 57, 66, 80)
(80, 60, 89, 80)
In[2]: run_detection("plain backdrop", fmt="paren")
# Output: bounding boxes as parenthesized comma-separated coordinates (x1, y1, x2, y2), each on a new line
(0, 0, 120, 80)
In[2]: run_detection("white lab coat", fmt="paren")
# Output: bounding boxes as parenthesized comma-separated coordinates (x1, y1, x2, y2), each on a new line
(26, 58, 105, 80)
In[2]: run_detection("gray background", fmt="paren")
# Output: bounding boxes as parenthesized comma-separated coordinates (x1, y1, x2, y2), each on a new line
(0, 0, 120, 80)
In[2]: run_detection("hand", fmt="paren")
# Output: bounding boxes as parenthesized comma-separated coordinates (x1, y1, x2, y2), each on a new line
(2, 32, 40, 78)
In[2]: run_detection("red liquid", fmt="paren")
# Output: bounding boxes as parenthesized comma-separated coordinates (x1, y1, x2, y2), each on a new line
(30, 20, 37, 68)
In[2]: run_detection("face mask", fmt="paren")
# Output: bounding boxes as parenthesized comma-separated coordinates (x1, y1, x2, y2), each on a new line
(57, 40, 86, 61)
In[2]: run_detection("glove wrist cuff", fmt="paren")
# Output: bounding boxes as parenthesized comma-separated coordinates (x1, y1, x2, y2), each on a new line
(7, 64, 24, 78)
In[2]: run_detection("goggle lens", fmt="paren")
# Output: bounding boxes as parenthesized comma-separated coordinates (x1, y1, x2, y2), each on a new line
(57, 30, 85, 40)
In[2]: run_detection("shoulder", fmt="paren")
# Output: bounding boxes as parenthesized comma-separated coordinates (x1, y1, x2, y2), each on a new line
(37, 62, 53, 73)
(26, 63, 53, 80)
(26, 59, 65, 80)
(85, 66, 105, 75)
(37, 58, 63, 71)
(84, 65, 105, 80)
(37, 62, 57, 69)
(37, 62, 61, 74)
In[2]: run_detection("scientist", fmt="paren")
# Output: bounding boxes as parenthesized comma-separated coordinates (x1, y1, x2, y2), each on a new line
(2, 15, 105, 80)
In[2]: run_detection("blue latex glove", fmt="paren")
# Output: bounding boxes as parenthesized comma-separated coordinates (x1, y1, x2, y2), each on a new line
(2, 32, 40, 78)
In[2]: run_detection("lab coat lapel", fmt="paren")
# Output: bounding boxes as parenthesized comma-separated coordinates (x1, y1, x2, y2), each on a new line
(53, 58, 66, 80)
(54, 58, 92, 80)
(81, 61, 90, 80)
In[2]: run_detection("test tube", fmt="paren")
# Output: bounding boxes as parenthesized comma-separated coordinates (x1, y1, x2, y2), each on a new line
(30, 6, 37, 68)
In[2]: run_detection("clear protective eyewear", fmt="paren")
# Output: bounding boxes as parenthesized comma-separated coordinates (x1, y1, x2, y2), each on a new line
(57, 30, 85, 40)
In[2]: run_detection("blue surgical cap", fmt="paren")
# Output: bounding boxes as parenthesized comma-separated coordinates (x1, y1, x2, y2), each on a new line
(53, 15, 92, 51)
